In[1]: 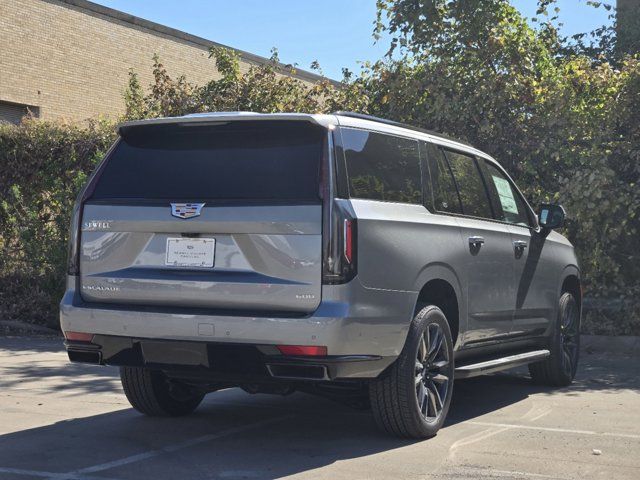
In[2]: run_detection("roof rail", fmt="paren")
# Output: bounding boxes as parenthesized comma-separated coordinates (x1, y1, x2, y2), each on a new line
(332, 111, 473, 147)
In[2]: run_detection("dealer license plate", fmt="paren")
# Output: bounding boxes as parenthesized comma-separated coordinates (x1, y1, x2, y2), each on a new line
(165, 238, 215, 268)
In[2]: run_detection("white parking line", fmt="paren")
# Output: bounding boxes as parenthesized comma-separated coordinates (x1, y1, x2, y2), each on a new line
(0, 466, 121, 480)
(447, 425, 513, 461)
(468, 421, 640, 440)
(439, 466, 567, 479)
(0, 415, 292, 480)
(528, 409, 552, 422)
(68, 414, 293, 476)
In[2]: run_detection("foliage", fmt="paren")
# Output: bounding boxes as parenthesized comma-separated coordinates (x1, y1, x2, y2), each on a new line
(124, 48, 369, 118)
(0, 119, 116, 324)
(0, 48, 369, 327)
(368, 0, 639, 334)
(0, 0, 638, 334)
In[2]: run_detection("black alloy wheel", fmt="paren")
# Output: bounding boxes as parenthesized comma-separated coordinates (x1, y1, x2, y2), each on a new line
(529, 292, 580, 386)
(370, 305, 455, 438)
(415, 322, 451, 423)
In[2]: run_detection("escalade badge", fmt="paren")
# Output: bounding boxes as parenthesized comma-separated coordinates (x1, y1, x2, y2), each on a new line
(171, 203, 205, 219)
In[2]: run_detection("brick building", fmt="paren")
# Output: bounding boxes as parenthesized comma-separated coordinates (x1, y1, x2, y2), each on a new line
(0, 0, 327, 123)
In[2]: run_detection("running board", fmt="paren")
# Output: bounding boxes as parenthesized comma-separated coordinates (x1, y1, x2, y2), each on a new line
(455, 350, 550, 379)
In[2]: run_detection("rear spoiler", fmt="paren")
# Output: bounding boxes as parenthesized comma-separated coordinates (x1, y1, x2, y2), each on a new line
(117, 112, 336, 137)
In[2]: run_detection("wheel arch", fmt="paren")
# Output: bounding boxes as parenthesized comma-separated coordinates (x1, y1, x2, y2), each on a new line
(560, 268, 582, 311)
(412, 264, 465, 348)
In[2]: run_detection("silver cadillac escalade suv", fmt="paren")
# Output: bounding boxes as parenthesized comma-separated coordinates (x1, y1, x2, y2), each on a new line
(60, 111, 581, 438)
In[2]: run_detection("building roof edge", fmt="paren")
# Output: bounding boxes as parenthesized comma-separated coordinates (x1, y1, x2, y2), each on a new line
(56, 0, 341, 87)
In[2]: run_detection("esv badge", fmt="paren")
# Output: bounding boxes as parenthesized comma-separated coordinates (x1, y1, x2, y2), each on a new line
(170, 203, 205, 219)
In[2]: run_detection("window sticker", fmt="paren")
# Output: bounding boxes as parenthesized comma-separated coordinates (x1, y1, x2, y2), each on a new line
(491, 175, 519, 214)
(540, 209, 548, 224)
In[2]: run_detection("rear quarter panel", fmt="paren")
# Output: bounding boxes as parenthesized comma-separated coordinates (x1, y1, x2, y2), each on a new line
(348, 199, 467, 337)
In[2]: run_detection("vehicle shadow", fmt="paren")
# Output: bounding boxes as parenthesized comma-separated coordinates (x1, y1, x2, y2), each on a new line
(0, 372, 557, 480)
(449, 348, 640, 425)
(0, 343, 637, 479)
(447, 372, 542, 425)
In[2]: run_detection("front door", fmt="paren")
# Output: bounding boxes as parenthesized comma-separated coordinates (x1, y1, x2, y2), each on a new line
(480, 159, 556, 338)
(508, 226, 557, 337)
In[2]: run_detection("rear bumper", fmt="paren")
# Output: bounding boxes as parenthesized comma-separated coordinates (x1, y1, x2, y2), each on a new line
(60, 275, 416, 377)
(65, 335, 395, 381)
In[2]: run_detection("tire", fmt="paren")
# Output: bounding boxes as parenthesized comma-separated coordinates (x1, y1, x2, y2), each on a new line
(369, 306, 454, 439)
(120, 366, 205, 416)
(529, 292, 580, 387)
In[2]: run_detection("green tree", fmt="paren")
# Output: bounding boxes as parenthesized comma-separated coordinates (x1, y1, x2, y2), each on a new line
(368, 0, 640, 332)
(124, 48, 369, 120)
(1, 1, 638, 334)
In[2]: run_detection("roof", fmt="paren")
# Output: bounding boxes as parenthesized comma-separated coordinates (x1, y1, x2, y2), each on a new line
(333, 111, 472, 147)
(57, 0, 339, 87)
(117, 111, 485, 157)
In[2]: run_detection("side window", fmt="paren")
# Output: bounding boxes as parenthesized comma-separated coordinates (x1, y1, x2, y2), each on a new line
(341, 128, 422, 204)
(482, 160, 531, 227)
(444, 149, 493, 219)
(424, 142, 462, 214)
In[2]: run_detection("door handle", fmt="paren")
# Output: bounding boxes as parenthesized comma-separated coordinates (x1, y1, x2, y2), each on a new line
(468, 236, 485, 246)
(513, 240, 528, 250)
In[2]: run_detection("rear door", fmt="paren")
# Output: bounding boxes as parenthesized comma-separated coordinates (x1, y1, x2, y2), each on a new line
(435, 147, 515, 344)
(79, 120, 325, 313)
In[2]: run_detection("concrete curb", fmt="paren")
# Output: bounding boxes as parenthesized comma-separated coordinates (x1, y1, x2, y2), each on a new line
(0, 320, 61, 338)
(581, 334, 640, 355)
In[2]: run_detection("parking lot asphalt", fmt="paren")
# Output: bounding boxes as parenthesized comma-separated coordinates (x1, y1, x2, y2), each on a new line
(0, 337, 638, 480)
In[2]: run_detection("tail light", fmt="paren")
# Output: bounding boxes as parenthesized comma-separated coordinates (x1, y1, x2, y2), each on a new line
(322, 202, 357, 284)
(343, 219, 354, 264)
(321, 129, 357, 284)
(66, 201, 83, 275)
(277, 345, 328, 356)
(63, 331, 95, 343)
(66, 141, 119, 275)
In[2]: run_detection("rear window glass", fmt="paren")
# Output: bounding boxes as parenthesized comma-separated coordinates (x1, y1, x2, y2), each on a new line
(425, 143, 463, 214)
(341, 128, 422, 204)
(444, 149, 493, 219)
(90, 121, 324, 201)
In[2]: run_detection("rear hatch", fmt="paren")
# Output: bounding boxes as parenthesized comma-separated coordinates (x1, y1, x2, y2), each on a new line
(79, 120, 325, 313)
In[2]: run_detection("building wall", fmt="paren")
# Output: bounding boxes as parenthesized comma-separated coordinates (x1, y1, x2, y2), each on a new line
(0, 0, 323, 123)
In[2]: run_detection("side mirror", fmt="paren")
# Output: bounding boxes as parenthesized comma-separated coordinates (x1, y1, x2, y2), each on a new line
(538, 203, 565, 230)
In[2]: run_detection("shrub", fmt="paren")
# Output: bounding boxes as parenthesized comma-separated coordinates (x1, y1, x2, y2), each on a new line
(0, 119, 116, 325)
(367, 0, 640, 335)
(0, 48, 368, 327)
(1, 1, 638, 335)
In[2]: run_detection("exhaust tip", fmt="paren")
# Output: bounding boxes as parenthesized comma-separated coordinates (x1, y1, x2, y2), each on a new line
(266, 363, 328, 380)
(68, 349, 102, 364)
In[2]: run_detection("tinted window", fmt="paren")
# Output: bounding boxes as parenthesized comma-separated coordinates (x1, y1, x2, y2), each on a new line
(342, 128, 422, 204)
(91, 121, 324, 201)
(444, 150, 493, 219)
(483, 160, 530, 226)
(424, 142, 462, 214)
